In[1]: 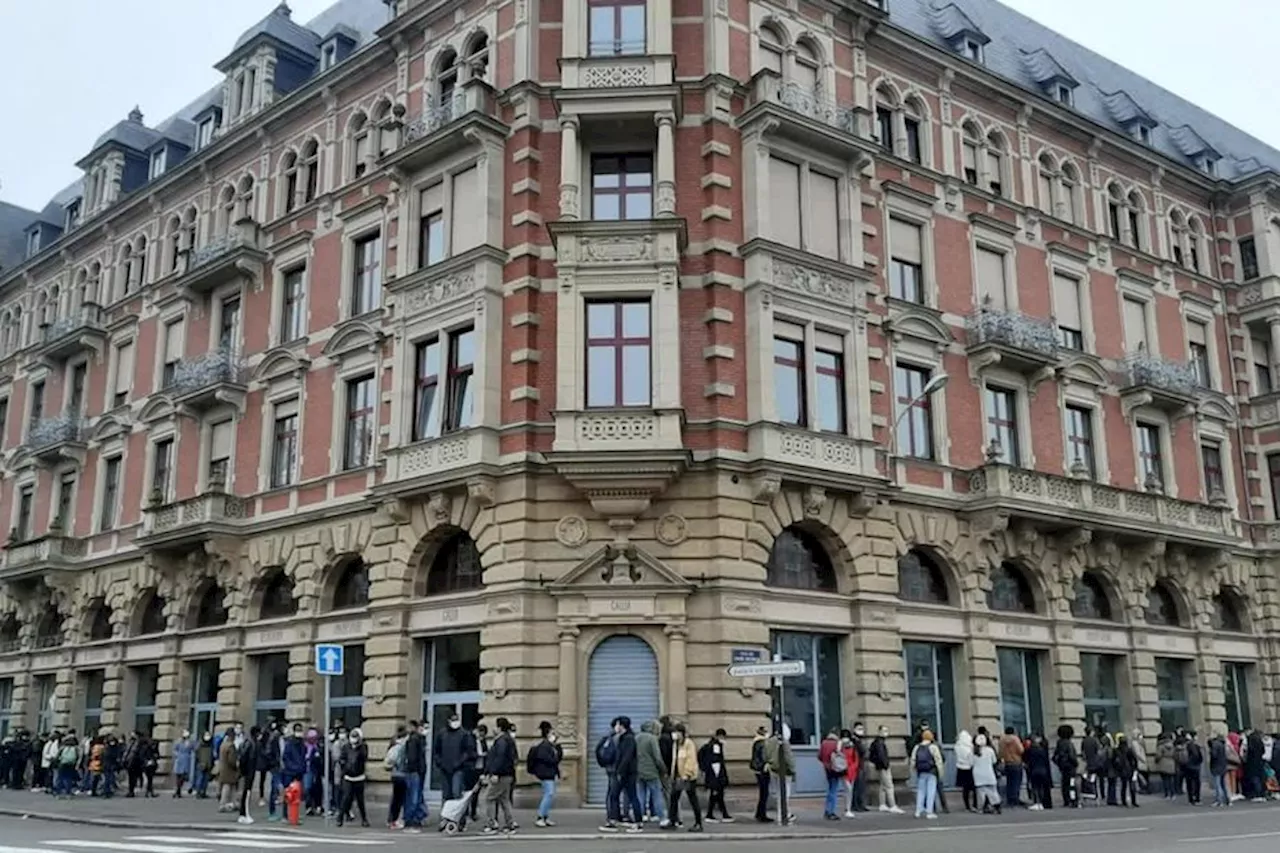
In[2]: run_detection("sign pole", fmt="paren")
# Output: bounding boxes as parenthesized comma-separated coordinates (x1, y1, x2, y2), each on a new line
(774, 653, 786, 826)
(323, 674, 331, 827)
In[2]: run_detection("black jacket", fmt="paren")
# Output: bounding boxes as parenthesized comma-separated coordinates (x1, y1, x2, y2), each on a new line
(484, 732, 517, 778)
(339, 741, 368, 779)
(526, 739, 563, 781)
(1185, 741, 1204, 770)
(404, 731, 427, 776)
(1209, 737, 1228, 776)
(698, 739, 729, 787)
(238, 738, 259, 777)
(659, 730, 674, 773)
(433, 728, 476, 775)
(614, 729, 638, 779)
(869, 736, 890, 770)
(1081, 735, 1104, 774)
(1053, 738, 1078, 774)
(1025, 742, 1052, 782)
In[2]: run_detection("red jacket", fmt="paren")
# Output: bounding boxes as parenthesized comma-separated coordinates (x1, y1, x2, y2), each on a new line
(843, 744, 859, 782)
(818, 737, 841, 776)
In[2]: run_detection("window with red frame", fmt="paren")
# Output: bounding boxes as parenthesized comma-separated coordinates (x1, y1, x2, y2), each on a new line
(343, 374, 376, 470)
(1137, 421, 1163, 486)
(587, 0, 645, 56)
(413, 339, 440, 442)
(591, 154, 652, 220)
(772, 333, 805, 427)
(444, 327, 476, 432)
(1201, 441, 1224, 500)
(895, 364, 934, 460)
(814, 344, 846, 433)
(586, 301, 650, 407)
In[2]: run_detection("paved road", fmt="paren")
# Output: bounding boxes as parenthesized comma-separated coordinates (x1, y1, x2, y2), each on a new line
(0, 825, 396, 853)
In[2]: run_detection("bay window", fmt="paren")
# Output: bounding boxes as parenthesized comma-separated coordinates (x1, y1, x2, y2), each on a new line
(587, 0, 645, 56)
(411, 326, 476, 441)
(591, 154, 652, 220)
(586, 301, 650, 407)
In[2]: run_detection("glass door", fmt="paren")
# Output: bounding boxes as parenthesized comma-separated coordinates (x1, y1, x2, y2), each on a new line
(420, 633, 481, 794)
(189, 659, 220, 737)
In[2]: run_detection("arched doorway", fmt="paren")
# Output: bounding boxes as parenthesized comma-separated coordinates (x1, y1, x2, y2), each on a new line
(586, 635, 659, 804)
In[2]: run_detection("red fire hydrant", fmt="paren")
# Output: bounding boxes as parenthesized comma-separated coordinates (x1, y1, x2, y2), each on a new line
(284, 780, 304, 826)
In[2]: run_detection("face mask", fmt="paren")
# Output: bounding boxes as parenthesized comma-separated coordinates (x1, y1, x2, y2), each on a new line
(293, 729, 303, 738)
(548, 733, 557, 743)
(349, 734, 358, 744)
(854, 728, 864, 737)
(182, 731, 190, 739)
(449, 720, 461, 730)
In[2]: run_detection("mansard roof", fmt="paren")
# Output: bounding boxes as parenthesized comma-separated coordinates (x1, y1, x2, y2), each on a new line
(78, 108, 164, 167)
(1020, 47, 1076, 87)
(217, 1, 322, 71)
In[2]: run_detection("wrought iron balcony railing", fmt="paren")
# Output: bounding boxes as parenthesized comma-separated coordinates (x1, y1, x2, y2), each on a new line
(965, 308, 1059, 357)
(41, 302, 104, 345)
(170, 348, 247, 396)
(1124, 351, 1199, 397)
(27, 414, 86, 450)
(190, 231, 249, 269)
(776, 82, 857, 134)
(405, 91, 466, 143)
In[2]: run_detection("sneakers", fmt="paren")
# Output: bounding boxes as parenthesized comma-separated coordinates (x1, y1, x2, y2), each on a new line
(599, 822, 619, 832)
(535, 817, 555, 828)
(659, 819, 671, 828)
(925, 813, 938, 820)
(889, 806, 904, 814)
(878, 805, 889, 812)
(914, 811, 923, 818)
(844, 811, 857, 818)
(624, 823, 643, 834)
(237, 815, 254, 825)
(1028, 803, 1044, 812)
(482, 826, 498, 836)
(720, 816, 735, 823)
(705, 816, 719, 823)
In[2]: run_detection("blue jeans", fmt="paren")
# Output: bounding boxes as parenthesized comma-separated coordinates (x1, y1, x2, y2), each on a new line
(1004, 765, 1024, 805)
(537, 779, 556, 818)
(1213, 773, 1229, 805)
(915, 772, 937, 815)
(268, 771, 282, 816)
(55, 767, 75, 796)
(639, 778, 666, 821)
(404, 772, 423, 827)
(825, 775, 842, 815)
(191, 767, 207, 796)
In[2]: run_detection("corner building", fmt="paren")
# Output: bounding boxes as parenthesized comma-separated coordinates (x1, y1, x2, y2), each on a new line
(3, 0, 1280, 802)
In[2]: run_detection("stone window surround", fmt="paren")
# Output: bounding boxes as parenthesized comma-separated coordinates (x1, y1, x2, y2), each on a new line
(1166, 207, 1209, 272)
(884, 187, 939, 309)
(748, 13, 838, 95)
(970, 223, 1019, 312)
(104, 335, 136, 413)
(1060, 391, 1109, 483)
(52, 464, 78, 530)
(558, 112, 677, 222)
(1180, 298, 1221, 391)
(1118, 276, 1160, 358)
(1130, 407, 1176, 494)
(742, 134, 861, 267)
(327, 347, 380, 475)
(268, 242, 313, 350)
(958, 117, 1013, 198)
(1102, 180, 1149, 251)
(274, 138, 323, 217)
(336, 204, 387, 322)
(223, 49, 276, 127)
(979, 367, 1035, 468)
(152, 309, 187, 394)
(890, 346, 951, 467)
(143, 422, 179, 506)
(257, 388, 304, 494)
(207, 282, 244, 355)
(24, 365, 49, 438)
(62, 357, 90, 413)
(196, 415, 239, 495)
(1196, 417, 1235, 507)
(1048, 249, 1095, 353)
(1033, 149, 1084, 226)
(563, 0, 673, 59)
(90, 442, 125, 533)
(871, 77, 934, 168)
(9, 472, 36, 536)
(394, 147, 499, 280)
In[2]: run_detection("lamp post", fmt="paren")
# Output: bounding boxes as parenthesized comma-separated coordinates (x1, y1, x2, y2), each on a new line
(888, 372, 949, 482)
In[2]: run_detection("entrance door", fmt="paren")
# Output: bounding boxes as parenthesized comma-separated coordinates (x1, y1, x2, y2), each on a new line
(420, 633, 482, 797)
(586, 635, 659, 805)
(189, 659, 220, 737)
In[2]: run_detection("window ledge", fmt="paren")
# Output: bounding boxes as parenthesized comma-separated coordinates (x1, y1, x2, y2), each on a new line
(746, 422, 882, 487)
(381, 426, 500, 488)
(551, 408, 683, 453)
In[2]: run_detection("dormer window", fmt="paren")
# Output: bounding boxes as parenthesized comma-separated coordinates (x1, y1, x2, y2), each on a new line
(64, 201, 80, 231)
(1199, 156, 1217, 176)
(1135, 125, 1151, 145)
(322, 43, 338, 70)
(25, 231, 40, 258)
(149, 149, 167, 180)
(1055, 84, 1073, 106)
(198, 118, 216, 149)
(963, 38, 984, 62)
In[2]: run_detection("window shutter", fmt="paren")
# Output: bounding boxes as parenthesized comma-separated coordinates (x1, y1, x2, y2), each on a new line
(275, 398, 299, 420)
(808, 172, 840, 260)
(210, 420, 233, 460)
(1253, 336, 1271, 365)
(115, 343, 134, 393)
(1188, 320, 1208, 347)
(164, 322, 184, 362)
(1122, 298, 1148, 352)
(1052, 274, 1081, 330)
(421, 183, 444, 216)
(975, 247, 1007, 310)
(449, 166, 480, 254)
(768, 158, 801, 248)
(890, 218, 923, 264)
(774, 320, 805, 342)
(815, 329, 843, 353)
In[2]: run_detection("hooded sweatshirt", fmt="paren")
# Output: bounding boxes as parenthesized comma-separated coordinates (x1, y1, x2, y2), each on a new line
(636, 720, 666, 782)
(954, 730, 974, 770)
(971, 736, 998, 788)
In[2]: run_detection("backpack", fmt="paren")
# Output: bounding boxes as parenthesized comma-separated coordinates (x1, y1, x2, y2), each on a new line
(383, 742, 404, 773)
(596, 735, 617, 768)
(749, 740, 766, 774)
(58, 745, 77, 768)
(829, 748, 849, 774)
(914, 745, 936, 775)
(1175, 742, 1190, 766)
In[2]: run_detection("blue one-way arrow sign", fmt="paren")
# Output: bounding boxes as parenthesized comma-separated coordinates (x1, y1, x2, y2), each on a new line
(315, 643, 344, 676)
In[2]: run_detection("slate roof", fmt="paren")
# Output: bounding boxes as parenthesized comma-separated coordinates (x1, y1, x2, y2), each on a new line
(0, 203, 39, 272)
(1020, 48, 1076, 87)
(81, 110, 164, 166)
(224, 1, 322, 66)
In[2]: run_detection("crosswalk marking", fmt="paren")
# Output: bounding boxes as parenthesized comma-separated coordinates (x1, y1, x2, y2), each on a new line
(127, 839, 303, 850)
(208, 834, 392, 847)
(45, 844, 204, 853)
(0, 846, 76, 853)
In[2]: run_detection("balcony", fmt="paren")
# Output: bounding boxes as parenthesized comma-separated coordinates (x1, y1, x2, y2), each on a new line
(968, 463, 1236, 547)
(26, 414, 87, 465)
(1, 533, 86, 583)
(1120, 351, 1199, 416)
(380, 428, 500, 491)
(558, 53, 675, 91)
(738, 71, 865, 162)
(175, 220, 266, 296)
(747, 423, 881, 486)
(168, 349, 248, 414)
(136, 485, 249, 554)
(1246, 521, 1280, 550)
(37, 302, 107, 363)
(382, 78, 504, 175)
(965, 307, 1059, 381)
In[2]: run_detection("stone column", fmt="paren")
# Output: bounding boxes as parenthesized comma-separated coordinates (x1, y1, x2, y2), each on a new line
(1050, 625, 1084, 727)
(963, 631, 1001, 729)
(655, 112, 677, 217)
(1267, 317, 1280, 381)
(1130, 645, 1160, 740)
(558, 116, 580, 220)
(665, 625, 688, 722)
(556, 626, 580, 742)
(217, 647, 247, 727)
(362, 632, 413, 747)
(153, 654, 180, 766)
(287, 644, 316, 724)
(101, 664, 124, 734)
(53, 667, 73, 730)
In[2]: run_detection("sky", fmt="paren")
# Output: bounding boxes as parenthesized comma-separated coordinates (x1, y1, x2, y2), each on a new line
(0, 0, 1273, 212)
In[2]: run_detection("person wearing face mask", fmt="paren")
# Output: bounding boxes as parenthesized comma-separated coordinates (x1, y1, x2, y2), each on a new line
(481, 717, 518, 835)
(971, 732, 1002, 815)
(280, 723, 306, 818)
(217, 726, 240, 812)
(526, 721, 564, 828)
(849, 722, 870, 813)
(237, 726, 261, 824)
(171, 730, 194, 799)
(193, 732, 214, 799)
(698, 729, 733, 822)
(870, 725, 900, 813)
(403, 720, 427, 830)
(337, 728, 370, 828)
(434, 712, 477, 825)
(666, 723, 703, 832)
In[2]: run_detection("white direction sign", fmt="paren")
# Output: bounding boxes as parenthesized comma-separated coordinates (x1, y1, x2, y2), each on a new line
(727, 660, 806, 678)
(315, 643, 345, 676)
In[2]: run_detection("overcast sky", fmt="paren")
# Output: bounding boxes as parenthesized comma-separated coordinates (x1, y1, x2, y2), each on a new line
(0, 0, 1271, 212)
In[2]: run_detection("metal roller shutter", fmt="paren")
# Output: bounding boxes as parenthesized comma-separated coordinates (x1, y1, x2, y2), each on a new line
(585, 635, 660, 805)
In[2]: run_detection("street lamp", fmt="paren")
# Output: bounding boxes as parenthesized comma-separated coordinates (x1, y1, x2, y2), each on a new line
(888, 372, 949, 479)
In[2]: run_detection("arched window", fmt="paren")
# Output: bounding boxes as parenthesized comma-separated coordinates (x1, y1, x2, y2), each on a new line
(902, 95, 926, 165)
(300, 139, 320, 202)
(216, 185, 236, 236)
(137, 591, 168, 636)
(87, 600, 114, 641)
(1071, 572, 1114, 621)
(180, 206, 198, 255)
(0, 614, 19, 651)
(1037, 153, 1057, 216)
(1188, 217, 1205, 273)
(193, 583, 228, 629)
(898, 548, 949, 604)
(1060, 161, 1080, 224)
(1126, 190, 1146, 250)
(164, 215, 182, 274)
(986, 562, 1036, 613)
(259, 571, 298, 620)
(331, 557, 371, 610)
(435, 48, 459, 107)
(1107, 183, 1127, 242)
(793, 41, 819, 92)
(350, 112, 370, 179)
(961, 122, 982, 186)
(765, 526, 837, 592)
(235, 175, 255, 222)
(757, 24, 785, 74)
(130, 235, 148, 291)
(424, 531, 483, 595)
(1211, 588, 1246, 633)
(463, 31, 489, 82)
(1145, 581, 1182, 627)
(984, 132, 1006, 197)
(34, 611, 64, 648)
(280, 150, 299, 214)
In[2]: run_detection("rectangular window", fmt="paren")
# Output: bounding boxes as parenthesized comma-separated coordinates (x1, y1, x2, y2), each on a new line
(198, 118, 215, 149)
(975, 246, 1008, 310)
(55, 472, 76, 530)
(252, 653, 290, 727)
(112, 342, 134, 408)
(586, 301, 651, 407)
(343, 374, 376, 470)
(351, 232, 382, 315)
(1122, 297, 1148, 354)
(814, 331, 846, 434)
(771, 631, 842, 747)
(33, 675, 55, 734)
(149, 149, 166, 180)
(1053, 273, 1083, 350)
(328, 645, 367, 731)
(1155, 657, 1190, 733)
(16, 485, 34, 541)
(772, 325, 805, 427)
(99, 457, 121, 531)
(808, 171, 840, 260)
(889, 218, 924, 304)
(1223, 662, 1252, 733)
(1201, 441, 1224, 500)
(412, 339, 441, 442)
(68, 362, 87, 417)
(1127, 208, 1142, 249)
(270, 400, 299, 488)
(1108, 202, 1122, 242)
(161, 320, 184, 389)
(1240, 236, 1260, 280)
(29, 380, 44, 430)
(219, 298, 241, 352)
(1188, 320, 1211, 387)
(768, 157, 801, 247)
(1137, 421, 1163, 486)
(418, 183, 445, 268)
(996, 647, 1044, 738)
(903, 641, 958, 744)
(1270, 454, 1280, 520)
(280, 268, 306, 342)
(450, 166, 481, 255)
(208, 420, 233, 487)
(587, 0, 646, 56)
(1080, 652, 1123, 731)
(1038, 171, 1054, 215)
(904, 117, 922, 164)
(985, 385, 1020, 465)
(876, 107, 894, 151)
(591, 154, 652, 221)
(353, 133, 371, 178)
(132, 665, 159, 737)
(444, 327, 476, 433)
(82, 670, 106, 736)
(895, 364, 935, 461)
(152, 437, 174, 502)
(962, 141, 979, 185)
(1253, 337, 1273, 394)
(1065, 405, 1095, 478)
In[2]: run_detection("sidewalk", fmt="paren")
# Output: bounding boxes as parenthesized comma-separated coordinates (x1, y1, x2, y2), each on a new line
(0, 787, 1233, 842)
